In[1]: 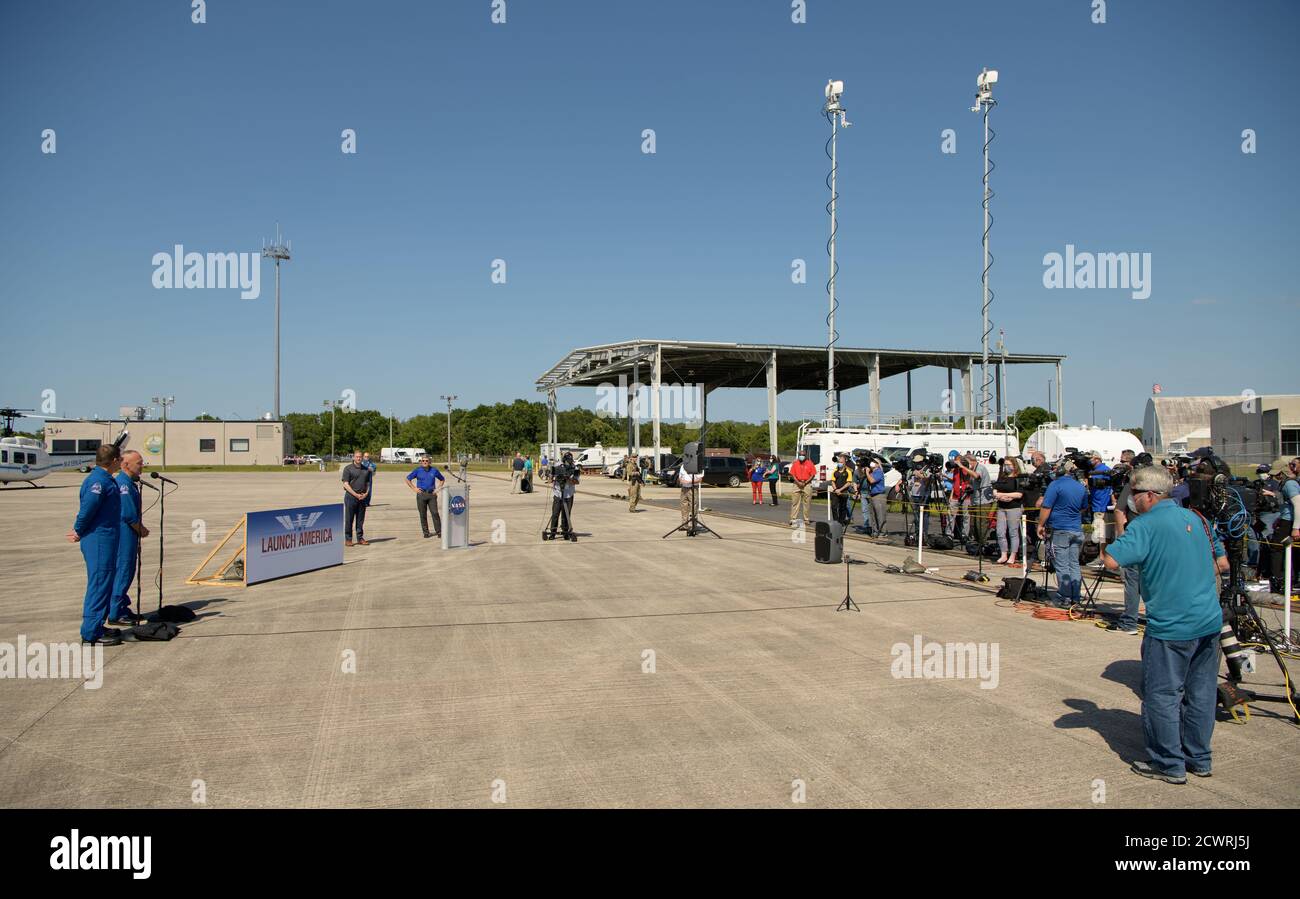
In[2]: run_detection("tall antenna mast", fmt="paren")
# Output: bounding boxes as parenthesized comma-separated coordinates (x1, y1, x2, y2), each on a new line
(823, 79, 850, 428)
(972, 68, 998, 426)
(262, 223, 291, 420)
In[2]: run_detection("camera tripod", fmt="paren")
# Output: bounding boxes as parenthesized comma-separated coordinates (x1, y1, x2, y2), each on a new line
(905, 470, 949, 545)
(541, 479, 577, 542)
(1217, 551, 1299, 723)
(663, 482, 722, 540)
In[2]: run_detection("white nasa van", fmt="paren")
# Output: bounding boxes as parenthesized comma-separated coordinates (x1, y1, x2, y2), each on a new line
(1022, 426, 1143, 466)
(794, 421, 1020, 491)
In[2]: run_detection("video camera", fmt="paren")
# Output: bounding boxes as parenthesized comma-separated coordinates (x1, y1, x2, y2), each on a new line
(894, 448, 944, 476)
(551, 452, 579, 488)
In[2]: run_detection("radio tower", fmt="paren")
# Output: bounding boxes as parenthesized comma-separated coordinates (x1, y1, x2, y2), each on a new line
(971, 68, 998, 425)
(262, 224, 291, 420)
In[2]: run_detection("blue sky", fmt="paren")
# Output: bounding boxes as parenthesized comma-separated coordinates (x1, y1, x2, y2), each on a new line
(1, 0, 1295, 428)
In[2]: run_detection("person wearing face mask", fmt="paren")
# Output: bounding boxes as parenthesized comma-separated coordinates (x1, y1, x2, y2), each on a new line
(1268, 458, 1300, 594)
(829, 454, 855, 525)
(992, 457, 1024, 566)
(864, 456, 889, 536)
(788, 450, 816, 527)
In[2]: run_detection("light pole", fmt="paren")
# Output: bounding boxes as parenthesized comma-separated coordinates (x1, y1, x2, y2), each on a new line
(324, 400, 342, 465)
(389, 412, 394, 451)
(1047, 380, 1053, 417)
(440, 395, 457, 467)
(971, 67, 998, 424)
(262, 225, 291, 420)
(151, 395, 174, 468)
(823, 79, 850, 429)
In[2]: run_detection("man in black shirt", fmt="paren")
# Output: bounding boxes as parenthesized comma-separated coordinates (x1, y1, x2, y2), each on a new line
(341, 450, 373, 546)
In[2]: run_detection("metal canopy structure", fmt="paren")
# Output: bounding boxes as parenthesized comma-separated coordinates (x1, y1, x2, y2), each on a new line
(536, 339, 1066, 468)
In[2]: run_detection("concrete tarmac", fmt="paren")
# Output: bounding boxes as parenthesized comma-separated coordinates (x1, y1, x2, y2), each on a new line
(1, 469, 1295, 808)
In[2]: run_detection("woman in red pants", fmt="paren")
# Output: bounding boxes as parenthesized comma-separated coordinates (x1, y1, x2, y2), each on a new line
(750, 460, 766, 504)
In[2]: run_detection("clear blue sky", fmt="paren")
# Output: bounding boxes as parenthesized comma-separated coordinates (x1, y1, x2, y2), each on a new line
(2, 0, 1295, 428)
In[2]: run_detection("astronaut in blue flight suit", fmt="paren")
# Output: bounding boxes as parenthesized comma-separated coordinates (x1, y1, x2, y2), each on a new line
(109, 449, 148, 625)
(66, 444, 124, 645)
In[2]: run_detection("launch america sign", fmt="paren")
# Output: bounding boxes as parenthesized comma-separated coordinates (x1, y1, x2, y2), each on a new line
(245, 503, 344, 584)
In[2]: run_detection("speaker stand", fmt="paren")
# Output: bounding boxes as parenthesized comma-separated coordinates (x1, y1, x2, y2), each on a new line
(837, 554, 860, 612)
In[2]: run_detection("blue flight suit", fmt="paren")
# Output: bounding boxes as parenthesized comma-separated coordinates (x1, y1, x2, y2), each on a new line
(363, 459, 376, 505)
(73, 467, 120, 642)
(109, 471, 142, 621)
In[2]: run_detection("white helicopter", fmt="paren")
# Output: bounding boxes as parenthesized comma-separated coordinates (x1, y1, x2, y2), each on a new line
(0, 408, 130, 487)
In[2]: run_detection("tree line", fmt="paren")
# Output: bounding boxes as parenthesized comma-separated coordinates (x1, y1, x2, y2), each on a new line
(279, 400, 1126, 459)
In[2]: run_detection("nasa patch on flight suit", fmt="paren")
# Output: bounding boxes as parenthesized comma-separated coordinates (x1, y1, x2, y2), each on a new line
(90, 483, 102, 494)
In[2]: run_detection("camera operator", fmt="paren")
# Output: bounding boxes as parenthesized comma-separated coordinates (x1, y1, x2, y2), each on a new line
(946, 457, 972, 542)
(1167, 458, 1191, 508)
(863, 455, 889, 536)
(1109, 460, 1149, 635)
(829, 454, 856, 526)
(1101, 464, 1228, 784)
(954, 452, 993, 545)
(1019, 451, 1049, 562)
(1250, 463, 1280, 578)
(1268, 458, 1300, 593)
(1038, 460, 1089, 608)
(1085, 450, 1114, 568)
(545, 452, 579, 541)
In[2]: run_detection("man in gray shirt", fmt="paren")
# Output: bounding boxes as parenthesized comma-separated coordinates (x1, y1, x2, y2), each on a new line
(341, 450, 372, 546)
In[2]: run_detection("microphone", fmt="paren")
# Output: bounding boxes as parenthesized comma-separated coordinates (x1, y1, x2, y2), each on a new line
(139, 479, 159, 491)
(150, 471, 178, 486)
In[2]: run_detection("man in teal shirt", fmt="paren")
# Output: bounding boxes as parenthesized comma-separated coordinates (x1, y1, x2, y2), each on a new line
(1103, 464, 1228, 784)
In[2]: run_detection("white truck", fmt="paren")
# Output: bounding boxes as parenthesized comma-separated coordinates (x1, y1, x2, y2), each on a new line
(572, 443, 630, 472)
(793, 421, 1021, 492)
(1021, 425, 1143, 466)
(380, 447, 428, 465)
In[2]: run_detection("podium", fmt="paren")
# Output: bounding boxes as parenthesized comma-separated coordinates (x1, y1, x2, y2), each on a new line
(440, 482, 470, 549)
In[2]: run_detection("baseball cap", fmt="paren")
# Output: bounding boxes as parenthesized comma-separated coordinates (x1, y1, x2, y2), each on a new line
(1256, 463, 1271, 474)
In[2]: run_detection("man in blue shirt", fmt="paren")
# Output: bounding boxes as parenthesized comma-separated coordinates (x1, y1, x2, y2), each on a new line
(406, 455, 446, 539)
(108, 450, 149, 626)
(1268, 458, 1300, 593)
(65, 445, 124, 645)
(1037, 464, 1089, 607)
(1103, 464, 1227, 784)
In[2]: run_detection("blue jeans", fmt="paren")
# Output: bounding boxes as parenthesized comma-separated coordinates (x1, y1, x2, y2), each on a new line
(1140, 631, 1219, 776)
(1051, 529, 1084, 604)
(1117, 565, 1142, 630)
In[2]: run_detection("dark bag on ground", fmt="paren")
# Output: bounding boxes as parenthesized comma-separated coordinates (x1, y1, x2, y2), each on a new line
(521, 476, 532, 494)
(927, 534, 955, 551)
(131, 621, 179, 641)
(996, 577, 1050, 602)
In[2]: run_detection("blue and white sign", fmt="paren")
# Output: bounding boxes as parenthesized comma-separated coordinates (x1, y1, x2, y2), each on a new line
(440, 483, 470, 549)
(245, 503, 344, 585)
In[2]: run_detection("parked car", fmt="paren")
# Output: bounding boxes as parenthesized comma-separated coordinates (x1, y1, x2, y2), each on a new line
(659, 454, 750, 488)
(283, 454, 305, 466)
(302, 454, 324, 466)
